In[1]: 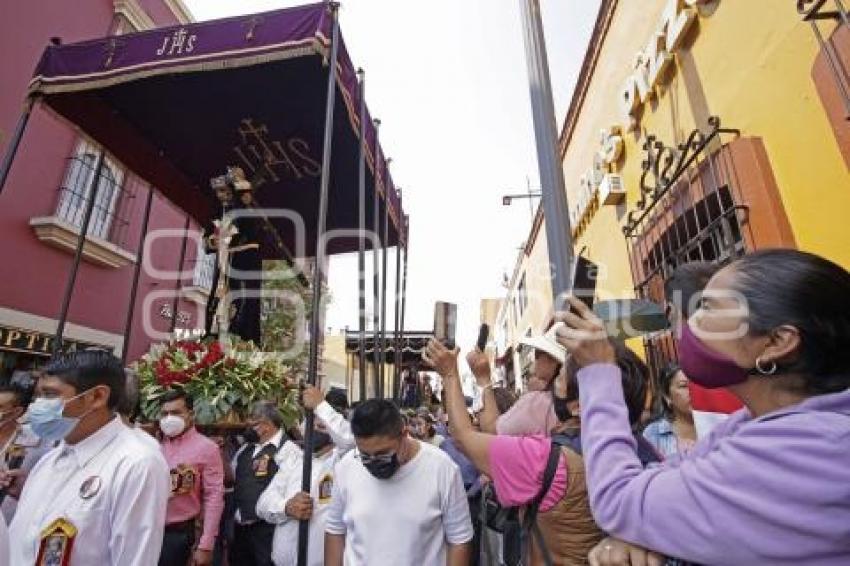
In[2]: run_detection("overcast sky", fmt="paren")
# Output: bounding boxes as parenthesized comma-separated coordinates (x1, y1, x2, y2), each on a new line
(184, 0, 602, 351)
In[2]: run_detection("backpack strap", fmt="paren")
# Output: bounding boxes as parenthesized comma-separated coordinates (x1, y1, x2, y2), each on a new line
(520, 439, 561, 566)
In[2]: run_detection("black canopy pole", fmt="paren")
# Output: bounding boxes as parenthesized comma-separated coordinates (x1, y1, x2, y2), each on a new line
(0, 97, 35, 196)
(356, 68, 367, 403)
(371, 118, 381, 399)
(169, 214, 191, 334)
(392, 188, 403, 400)
(120, 186, 154, 365)
(379, 159, 390, 398)
(298, 4, 339, 565)
(398, 215, 409, 398)
(54, 149, 107, 356)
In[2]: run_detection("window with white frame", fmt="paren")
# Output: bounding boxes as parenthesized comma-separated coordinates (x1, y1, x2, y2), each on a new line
(56, 139, 125, 241)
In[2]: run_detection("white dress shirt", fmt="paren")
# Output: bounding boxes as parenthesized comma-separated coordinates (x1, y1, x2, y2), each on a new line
(0, 511, 8, 566)
(9, 416, 170, 566)
(314, 402, 354, 455)
(257, 442, 340, 566)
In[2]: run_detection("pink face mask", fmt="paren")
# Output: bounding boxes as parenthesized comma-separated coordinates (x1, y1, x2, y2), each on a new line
(678, 323, 752, 388)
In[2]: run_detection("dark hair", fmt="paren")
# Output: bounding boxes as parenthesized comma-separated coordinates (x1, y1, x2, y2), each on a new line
(566, 340, 649, 426)
(160, 388, 194, 411)
(730, 249, 850, 395)
(654, 362, 681, 419)
(43, 350, 125, 410)
(664, 262, 720, 318)
(0, 383, 32, 408)
(325, 388, 349, 413)
(350, 399, 404, 439)
(118, 369, 140, 419)
(251, 400, 283, 429)
(492, 387, 517, 415)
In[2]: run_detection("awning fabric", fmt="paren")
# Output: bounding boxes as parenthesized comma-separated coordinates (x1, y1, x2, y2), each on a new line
(26, 2, 404, 257)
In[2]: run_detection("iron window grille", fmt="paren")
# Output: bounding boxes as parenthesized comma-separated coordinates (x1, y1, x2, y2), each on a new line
(55, 139, 136, 246)
(624, 117, 747, 377)
(798, 0, 850, 119)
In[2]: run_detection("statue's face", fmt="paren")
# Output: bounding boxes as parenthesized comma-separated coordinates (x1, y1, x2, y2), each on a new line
(238, 190, 253, 206)
(215, 186, 234, 205)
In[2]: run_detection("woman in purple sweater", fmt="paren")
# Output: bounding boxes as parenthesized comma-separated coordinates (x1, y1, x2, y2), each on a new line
(556, 249, 850, 565)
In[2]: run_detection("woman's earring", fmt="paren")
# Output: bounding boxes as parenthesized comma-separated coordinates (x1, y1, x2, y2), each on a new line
(755, 356, 778, 376)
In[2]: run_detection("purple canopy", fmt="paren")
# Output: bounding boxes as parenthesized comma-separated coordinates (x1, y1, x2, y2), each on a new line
(27, 2, 403, 256)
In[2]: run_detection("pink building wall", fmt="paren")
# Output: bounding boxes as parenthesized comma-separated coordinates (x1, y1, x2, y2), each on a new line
(0, 0, 205, 363)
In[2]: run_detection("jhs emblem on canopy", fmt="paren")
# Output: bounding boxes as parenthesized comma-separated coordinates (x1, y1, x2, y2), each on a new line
(36, 517, 77, 566)
(169, 465, 199, 496)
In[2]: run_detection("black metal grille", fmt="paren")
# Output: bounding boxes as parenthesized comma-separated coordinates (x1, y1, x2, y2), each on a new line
(798, 0, 850, 119)
(55, 142, 137, 247)
(624, 117, 748, 377)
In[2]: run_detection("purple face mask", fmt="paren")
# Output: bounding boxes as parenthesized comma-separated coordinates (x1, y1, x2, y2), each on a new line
(678, 323, 752, 388)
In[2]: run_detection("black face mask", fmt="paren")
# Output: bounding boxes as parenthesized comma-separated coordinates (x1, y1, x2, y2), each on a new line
(361, 452, 400, 480)
(553, 393, 573, 423)
(312, 431, 333, 453)
(243, 427, 261, 444)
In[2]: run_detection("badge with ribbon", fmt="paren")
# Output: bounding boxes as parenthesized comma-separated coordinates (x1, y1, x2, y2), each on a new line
(36, 517, 77, 566)
(254, 453, 270, 477)
(169, 464, 198, 496)
(318, 473, 333, 504)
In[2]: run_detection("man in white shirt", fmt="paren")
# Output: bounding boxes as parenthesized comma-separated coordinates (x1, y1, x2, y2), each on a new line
(302, 385, 354, 455)
(257, 387, 353, 565)
(324, 399, 472, 566)
(230, 400, 286, 566)
(6, 350, 170, 566)
(256, 421, 340, 566)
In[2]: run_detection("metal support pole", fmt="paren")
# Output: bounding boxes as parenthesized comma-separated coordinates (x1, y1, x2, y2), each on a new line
(371, 119, 382, 399)
(356, 69, 368, 402)
(392, 190, 403, 400)
(520, 0, 574, 302)
(120, 186, 154, 365)
(0, 98, 35, 196)
(299, 4, 339, 565)
(399, 216, 409, 390)
(169, 214, 191, 334)
(379, 172, 390, 398)
(54, 150, 107, 355)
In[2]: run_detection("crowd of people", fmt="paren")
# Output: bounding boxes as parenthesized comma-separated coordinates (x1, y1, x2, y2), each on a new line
(0, 248, 846, 565)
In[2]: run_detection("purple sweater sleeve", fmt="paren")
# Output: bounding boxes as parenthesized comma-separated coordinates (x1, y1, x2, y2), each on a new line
(577, 364, 850, 564)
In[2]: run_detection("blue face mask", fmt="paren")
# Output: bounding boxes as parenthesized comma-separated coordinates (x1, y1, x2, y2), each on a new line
(27, 391, 90, 442)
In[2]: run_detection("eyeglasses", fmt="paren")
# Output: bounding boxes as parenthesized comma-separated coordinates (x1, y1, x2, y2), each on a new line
(357, 451, 396, 466)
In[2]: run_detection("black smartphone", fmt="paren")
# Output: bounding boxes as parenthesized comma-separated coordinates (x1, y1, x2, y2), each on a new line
(570, 255, 598, 311)
(433, 302, 457, 350)
(476, 323, 490, 352)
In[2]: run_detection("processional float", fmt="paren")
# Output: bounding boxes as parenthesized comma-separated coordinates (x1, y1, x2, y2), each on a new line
(0, 3, 408, 563)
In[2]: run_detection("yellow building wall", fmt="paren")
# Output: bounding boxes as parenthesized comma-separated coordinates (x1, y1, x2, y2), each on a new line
(553, 0, 850, 302)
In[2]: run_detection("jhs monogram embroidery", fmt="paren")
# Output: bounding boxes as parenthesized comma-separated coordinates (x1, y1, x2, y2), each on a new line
(156, 28, 197, 57)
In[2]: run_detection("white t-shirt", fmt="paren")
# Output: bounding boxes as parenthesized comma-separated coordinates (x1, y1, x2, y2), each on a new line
(325, 440, 473, 565)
